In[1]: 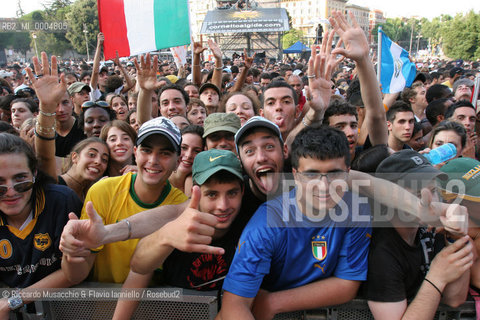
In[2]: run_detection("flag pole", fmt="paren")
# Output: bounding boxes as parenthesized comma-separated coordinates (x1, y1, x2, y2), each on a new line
(377, 26, 382, 83)
(473, 74, 480, 113)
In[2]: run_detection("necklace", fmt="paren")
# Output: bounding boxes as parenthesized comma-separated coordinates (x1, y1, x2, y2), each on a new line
(65, 172, 83, 188)
(64, 172, 87, 200)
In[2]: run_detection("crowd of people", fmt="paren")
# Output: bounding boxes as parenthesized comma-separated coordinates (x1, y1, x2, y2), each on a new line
(0, 10, 479, 320)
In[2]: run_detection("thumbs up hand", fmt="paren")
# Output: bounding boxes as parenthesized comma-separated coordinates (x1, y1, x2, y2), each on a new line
(161, 186, 225, 255)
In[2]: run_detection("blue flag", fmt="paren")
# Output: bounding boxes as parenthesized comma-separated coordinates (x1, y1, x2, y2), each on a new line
(379, 29, 416, 94)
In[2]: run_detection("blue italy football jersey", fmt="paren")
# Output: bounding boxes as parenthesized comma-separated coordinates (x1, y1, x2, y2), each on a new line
(222, 188, 371, 298)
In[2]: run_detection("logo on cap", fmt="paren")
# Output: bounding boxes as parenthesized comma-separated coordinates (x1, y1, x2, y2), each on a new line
(209, 155, 227, 162)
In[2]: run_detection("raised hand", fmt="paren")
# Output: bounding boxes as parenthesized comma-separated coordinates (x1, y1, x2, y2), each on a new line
(162, 186, 225, 254)
(208, 39, 222, 61)
(329, 11, 369, 63)
(243, 48, 256, 69)
(114, 50, 121, 66)
(97, 32, 104, 46)
(25, 52, 66, 112)
(59, 201, 107, 261)
(133, 53, 161, 91)
(193, 37, 207, 56)
(305, 30, 344, 114)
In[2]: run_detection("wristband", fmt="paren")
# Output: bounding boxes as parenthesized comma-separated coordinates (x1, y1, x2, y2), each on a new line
(214, 65, 224, 71)
(34, 129, 56, 140)
(302, 117, 309, 127)
(7, 292, 23, 311)
(39, 110, 56, 117)
(123, 219, 132, 240)
(424, 278, 443, 297)
(35, 123, 56, 135)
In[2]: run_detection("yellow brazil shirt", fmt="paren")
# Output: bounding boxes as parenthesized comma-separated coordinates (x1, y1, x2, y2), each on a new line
(80, 172, 187, 283)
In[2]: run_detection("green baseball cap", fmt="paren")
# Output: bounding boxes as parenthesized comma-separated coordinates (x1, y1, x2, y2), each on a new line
(193, 149, 243, 185)
(438, 157, 480, 203)
(203, 113, 241, 138)
(67, 82, 91, 96)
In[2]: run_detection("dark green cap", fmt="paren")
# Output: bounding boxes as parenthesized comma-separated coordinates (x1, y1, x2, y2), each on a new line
(439, 157, 480, 203)
(193, 149, 243, 185)
(203, 113, 241, 138)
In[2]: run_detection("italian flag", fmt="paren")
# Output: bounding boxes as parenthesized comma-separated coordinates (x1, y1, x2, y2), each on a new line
(98, 0, 191, 60)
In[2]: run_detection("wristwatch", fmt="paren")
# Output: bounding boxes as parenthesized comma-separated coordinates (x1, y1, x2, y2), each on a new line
(7, 294, 23, 311)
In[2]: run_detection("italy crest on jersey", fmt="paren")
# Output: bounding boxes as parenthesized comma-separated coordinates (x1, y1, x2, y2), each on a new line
(312, 241, 327, 261)
(34, 233, 51, 251)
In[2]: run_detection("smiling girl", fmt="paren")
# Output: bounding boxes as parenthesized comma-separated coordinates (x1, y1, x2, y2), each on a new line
(168, 125, 204, 196)
(100, 120, 137, 177)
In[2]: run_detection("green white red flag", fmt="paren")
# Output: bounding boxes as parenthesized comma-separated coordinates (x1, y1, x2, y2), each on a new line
(98, 0, 191, 59)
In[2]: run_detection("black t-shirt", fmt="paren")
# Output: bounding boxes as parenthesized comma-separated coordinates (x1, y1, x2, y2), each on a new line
(55, 118, 86, 157)
(161, 230, 238, 291)
(365, 226, 444, 302)
(161, 176, 263, 291)
(0, 184, 82, 288)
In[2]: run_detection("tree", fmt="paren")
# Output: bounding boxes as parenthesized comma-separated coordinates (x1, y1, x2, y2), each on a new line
(420, 17, 444, 55)
(285, 9, 293, 29)
(65, 0, 99, 55)
(375, 18, 413, 51)
(441, 11, 480, 60)
(42, 0, 72, 15)
(282, 28, 304, 49)
(22, 6, 72, 56)
(16, 0, 25, 17)
(0, 13, 33, 57)
(11, 32, 31, 56)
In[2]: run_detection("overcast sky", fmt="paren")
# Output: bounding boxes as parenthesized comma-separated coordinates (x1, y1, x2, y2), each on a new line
(1, 0, 480, 19)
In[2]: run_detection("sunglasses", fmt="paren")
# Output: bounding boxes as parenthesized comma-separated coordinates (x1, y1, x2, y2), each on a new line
(81, 101, 110, 110)
(0, 178, 35, 197)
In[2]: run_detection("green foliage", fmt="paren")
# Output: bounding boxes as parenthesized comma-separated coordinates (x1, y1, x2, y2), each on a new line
(65, 0, 99, 55)
(0, 14, 34, 55)
(376, 12, 480, 60)
(282, 29, 304, 49)
(11, 32, 31, 55)
(378, 18, 420, 51)
(42, 0, 72, 16)
(285, 9, 293, 29)
(33, 33, 71, 56)
(32, 2, 72, 56)
(441, 11, 480, 60)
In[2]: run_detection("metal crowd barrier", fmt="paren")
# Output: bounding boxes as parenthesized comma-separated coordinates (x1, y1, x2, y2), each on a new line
(6, 283, 477, 320)
(44, 282, 218, 320)
(273, 298, 476, 320)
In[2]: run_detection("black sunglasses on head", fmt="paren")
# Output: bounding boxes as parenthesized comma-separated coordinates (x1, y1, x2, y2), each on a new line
(81, 101, 110, 110)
